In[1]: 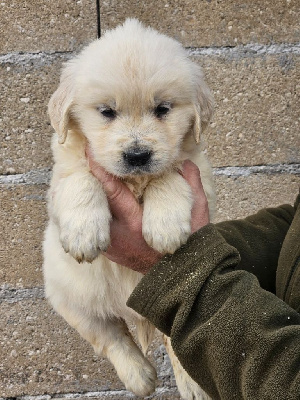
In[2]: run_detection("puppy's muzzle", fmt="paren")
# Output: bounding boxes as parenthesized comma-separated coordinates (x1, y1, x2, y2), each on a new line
(123, 147, 153, 167)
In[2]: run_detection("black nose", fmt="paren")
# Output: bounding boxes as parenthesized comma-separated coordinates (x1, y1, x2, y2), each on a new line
(123, 148, 152, 167)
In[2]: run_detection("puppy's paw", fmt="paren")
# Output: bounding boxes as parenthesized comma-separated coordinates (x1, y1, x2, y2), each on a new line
(118, 355, 157, 396)
(176, 372, 211, 400)
(143, 210, 191, 254)
(142, 172, 193, 254)
(59, 209, 111, 263)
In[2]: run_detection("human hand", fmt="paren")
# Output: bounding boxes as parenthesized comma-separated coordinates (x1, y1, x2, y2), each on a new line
(180, 160, 210, 233)
(86, 146, 210, 274)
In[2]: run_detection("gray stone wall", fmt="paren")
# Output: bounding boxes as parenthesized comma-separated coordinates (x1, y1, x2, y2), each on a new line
(0, 1, 299, 399)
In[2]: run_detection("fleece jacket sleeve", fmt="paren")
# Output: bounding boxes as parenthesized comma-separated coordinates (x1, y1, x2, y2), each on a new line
(215, 203, 295, 293)
(127, 224, 300, 400)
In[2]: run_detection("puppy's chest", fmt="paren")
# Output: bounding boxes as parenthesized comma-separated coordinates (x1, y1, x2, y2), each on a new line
(124, 176, 153, 202)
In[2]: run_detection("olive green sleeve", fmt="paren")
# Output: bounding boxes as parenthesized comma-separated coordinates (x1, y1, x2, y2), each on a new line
(215, 203, 295, 293)
(127, 224, 300, 399)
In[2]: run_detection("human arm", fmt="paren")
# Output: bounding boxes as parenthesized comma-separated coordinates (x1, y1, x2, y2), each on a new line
(215, 203, 295, 293)
(87, 150, 300, 398)
(127, 224, 300, 399)
(126, 193, 299, 399)
(87, 144, 295, 282)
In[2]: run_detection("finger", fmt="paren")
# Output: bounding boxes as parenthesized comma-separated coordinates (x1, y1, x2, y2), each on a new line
(181, 160, 205, 197)
(181, 160, 210, 231)
(95, 168, 140, 221)
(86, 146, 141, 221)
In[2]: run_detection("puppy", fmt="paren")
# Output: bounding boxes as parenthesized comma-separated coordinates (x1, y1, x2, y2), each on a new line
(43, 19, 215, 400)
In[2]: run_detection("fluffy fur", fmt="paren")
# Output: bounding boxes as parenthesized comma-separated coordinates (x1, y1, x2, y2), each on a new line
(43, 19, 215, 400)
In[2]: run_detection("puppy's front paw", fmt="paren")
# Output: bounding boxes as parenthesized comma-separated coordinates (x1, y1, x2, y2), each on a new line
(143, 210, 191, 254)
(59, 209, 111, 263)
(142, 174, 193, 254)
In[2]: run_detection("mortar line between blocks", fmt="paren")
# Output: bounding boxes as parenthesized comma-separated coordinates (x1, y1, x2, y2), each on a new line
(188, 42, 300, 57)
(0, 164, 299, 186)
(0, 286, 45, 303)
(213, 163, 300, 177)
(0, 43, 299, 65)
(0, 386, 179, 399)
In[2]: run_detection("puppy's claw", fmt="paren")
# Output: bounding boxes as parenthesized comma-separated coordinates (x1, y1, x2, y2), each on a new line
(84, 255, 97, 264)
(66, 245, 103, 264)
(68, 249, 99, 264)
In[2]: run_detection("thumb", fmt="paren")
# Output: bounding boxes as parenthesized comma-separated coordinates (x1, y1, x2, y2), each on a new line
(181, 160, 210, 232)
(181, 160, 206, 195)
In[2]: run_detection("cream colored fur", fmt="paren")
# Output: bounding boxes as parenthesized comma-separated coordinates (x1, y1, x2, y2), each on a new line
(43, 19, 215, 399)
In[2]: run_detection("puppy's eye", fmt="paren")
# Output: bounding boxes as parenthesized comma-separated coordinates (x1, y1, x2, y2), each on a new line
(98, 106, 117, 120)
(154, 103, 171, 119)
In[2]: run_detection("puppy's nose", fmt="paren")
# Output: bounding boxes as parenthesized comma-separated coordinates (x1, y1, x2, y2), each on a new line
(123, 148, 152, 167)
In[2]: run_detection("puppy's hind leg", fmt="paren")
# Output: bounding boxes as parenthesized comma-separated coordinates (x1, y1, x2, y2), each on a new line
(135, 318, 156, 355)
(101, 318, 157, 396)
(164, 335, 211, 400)
(54, 303, 157, 396)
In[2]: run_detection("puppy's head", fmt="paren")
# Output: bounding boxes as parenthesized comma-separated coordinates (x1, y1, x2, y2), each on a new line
(49, 19, 213, 177)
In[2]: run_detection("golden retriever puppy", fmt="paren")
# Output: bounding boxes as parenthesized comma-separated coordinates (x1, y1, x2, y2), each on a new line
(43, 19, 215, 400)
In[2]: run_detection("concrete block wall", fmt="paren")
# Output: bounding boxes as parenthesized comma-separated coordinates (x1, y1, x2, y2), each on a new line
(0, 1, 299, 399)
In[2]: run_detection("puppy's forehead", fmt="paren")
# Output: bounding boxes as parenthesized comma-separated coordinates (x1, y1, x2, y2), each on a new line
(76, 24, 195, 107)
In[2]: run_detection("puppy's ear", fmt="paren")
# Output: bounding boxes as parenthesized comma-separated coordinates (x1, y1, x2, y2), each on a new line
(48, 63, 76, 144)
(192, 65, 214, 144)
